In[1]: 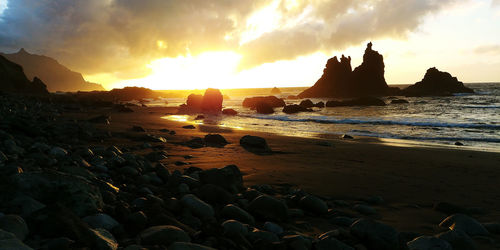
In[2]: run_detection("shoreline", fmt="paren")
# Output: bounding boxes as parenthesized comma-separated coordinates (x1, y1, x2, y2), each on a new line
(161, 113, 500, 154)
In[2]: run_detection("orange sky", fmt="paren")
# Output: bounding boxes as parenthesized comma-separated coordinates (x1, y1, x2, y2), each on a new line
(1, 0, 499, 90)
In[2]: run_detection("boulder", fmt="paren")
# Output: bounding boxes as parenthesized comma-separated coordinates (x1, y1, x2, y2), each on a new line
(222, 108, 238, 116)
(83, 213, 120, 231)
(204, 134, 228, 147)
(350, 218, 399, 250)
(180, 194, 215, 219)
(248, 195, 288, 221)
(186, 94, 203, 110)
(88, 228, 118, 250)
(407, 236, 452, 250)
(11, 171, 103, 216)
(298, 42, 399, 98)
(201, 88, 223, 113)
(326, 96, 386, 107)
(436, 229, 476, 250)
(197, 184, 234, 205)
(299, 99, 314, 108)
(221, 204, 255, 225)
(0, 215, 29, 241)
(198, 165, 243, 193)
(240, 135, 272, 154)
(169, 242, 217, 250)
(391, 99, 409, 104)
(282, 104, 312, 114)
(299, 195, 328, 214)
(139, 225, 190, 246)
(0, 229, 33, 250)
(256, 102, 275, 114)
(222, 219, 248, 236)
(439, 214, 489, 236)
(403, 67, 474, 96)
(242, 96, 285, 109)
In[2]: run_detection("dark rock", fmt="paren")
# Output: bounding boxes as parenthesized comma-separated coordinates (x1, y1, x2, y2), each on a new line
(201, 88, 223, 113)
(439, 214, 489, 236)
(0, 215, 29, 241)
(455, 142, 464, 146)
(263, 221, 283, 235)
(299, 99, 314, 108)
(169, 242, 216, 250)
(436, 229, 476, 250)
(139, 225, 190, 246)
(186, 94, 203, 110)
(88, 115, 110, 124)
(114, 104, 134, 112)
(483, 223, 500, 234)
(256, 102, 275, 114)
(407, 236, 452, 250)
(194, 115, 205, 120)
(197, 184, 234, 205)
(186, 137, 204, 148)
(403, 67, 474, 96)
(180, 194, 214, 219)
(222, 219, 248, 236)
(0, 54, 49, 95)
(126, 211, 148, 233)
(270, 87, 281, 94)
(391, 99, 409, 104)
(204, 134, 228, 147)
(222, 108, 238, 116)
(198, 165, 243, 193)
(183, 125, 196, 129)
(248, 195, 288, 221)
(350, 218, 399, 250)
(326, 96, 386, 107)
(299, 195, 328, 214)
(221, 204, 255, 225)
(131, 126, 146, 132)
(314, 101, 325, 108)
(82, 213, 119, 231)
(0, 229, 32, 250)
(240, 135, 272, 154)
(315, 235, 354, 250)
(12, 171, 103, 216)
(353, 204, 377, 215)
(282, 104, 313, 114)
(242, 96, 285, 109)
(342, 134, 353, 139)
(298, 42, 399, 98)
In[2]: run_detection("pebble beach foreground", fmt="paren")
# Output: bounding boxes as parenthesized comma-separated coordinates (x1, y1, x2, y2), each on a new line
(0, 93, 499, 250)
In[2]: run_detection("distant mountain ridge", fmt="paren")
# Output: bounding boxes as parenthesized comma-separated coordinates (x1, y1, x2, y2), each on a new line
(0, 55, 48, 94)
(0, 49, 104, 92)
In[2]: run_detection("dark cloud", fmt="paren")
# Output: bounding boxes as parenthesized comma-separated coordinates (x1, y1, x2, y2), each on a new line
(0, 0, 456, 79)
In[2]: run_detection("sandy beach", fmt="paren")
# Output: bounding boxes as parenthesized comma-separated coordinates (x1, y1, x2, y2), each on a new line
(80, 105, 500, 240)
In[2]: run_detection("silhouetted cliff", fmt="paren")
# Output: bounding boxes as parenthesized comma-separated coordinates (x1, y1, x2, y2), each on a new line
(402, 67, 474, 96)
(298, 42, 399, 98)
(0, 49, 104, 92)
(0, 55, 48, 94)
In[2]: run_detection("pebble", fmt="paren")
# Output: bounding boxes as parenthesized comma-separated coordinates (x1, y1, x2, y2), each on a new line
(436, 229, 476, 250)
(248, 195, 288, 221)
(169, 242, 217, 250)
(222, 219, 248, 236)
(0, 215, 29, 241)
(181, 194, 215, 219)
(350, 218, 399, 250)
(407, 236, 452, 250)
(0, 229, 32, 250)
(221, 204, 255, 225)
(139, 225, 190, 246)
(353, 204, 377, 215)
(299, 195, 328, 214)
(49, 146, 68, 157)
(83, 213, 119, 231)
(439, 214, 489, 236)
(263, 222, 283, 235)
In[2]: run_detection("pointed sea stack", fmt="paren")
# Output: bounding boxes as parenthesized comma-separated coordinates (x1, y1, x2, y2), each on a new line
(298, 42, 400, 98)
(402, 67, 474, 96)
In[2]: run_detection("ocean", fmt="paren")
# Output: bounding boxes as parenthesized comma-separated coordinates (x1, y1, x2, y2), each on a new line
(157, 83, 500, 152)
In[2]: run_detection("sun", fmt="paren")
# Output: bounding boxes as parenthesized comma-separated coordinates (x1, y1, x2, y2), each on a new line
(132, 51, 242, 90)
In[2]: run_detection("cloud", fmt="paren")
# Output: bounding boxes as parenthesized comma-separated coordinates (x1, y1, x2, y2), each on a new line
(474, 44, 500, 54)
(0, 0, 457, 79)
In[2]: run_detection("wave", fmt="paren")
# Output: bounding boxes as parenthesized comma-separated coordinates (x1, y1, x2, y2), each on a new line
(462, 105, 500, 109)
(350, 130, 500, 143)
(239, 114, 500, 130)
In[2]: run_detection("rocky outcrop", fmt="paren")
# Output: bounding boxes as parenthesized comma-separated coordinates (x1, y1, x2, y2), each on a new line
(0, 49, 104, 92)
(0, 55, 48, 95)
(402, 67, 474, 96)
(298, 42, 400, 98)
(242, 96, 285, 109)
(179, 88, 223, 114)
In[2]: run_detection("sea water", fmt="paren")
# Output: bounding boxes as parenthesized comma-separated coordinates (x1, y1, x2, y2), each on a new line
(158, 83, 500, 152)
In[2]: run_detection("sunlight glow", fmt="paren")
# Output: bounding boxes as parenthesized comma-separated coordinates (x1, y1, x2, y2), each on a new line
(240, 0, 282, 45)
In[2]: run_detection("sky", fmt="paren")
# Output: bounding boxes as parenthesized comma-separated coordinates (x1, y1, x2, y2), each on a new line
(0, 0, 499, 90)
